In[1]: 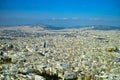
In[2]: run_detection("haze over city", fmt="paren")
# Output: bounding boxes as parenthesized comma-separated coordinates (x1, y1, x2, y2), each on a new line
(0, 0, 120, 26)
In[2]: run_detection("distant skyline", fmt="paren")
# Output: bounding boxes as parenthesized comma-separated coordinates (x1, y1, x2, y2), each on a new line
(0, 0, 120, 26)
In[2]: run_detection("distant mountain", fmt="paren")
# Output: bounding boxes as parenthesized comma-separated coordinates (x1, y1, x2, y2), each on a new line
(0, 24, 120, 30)
(40, 24, 65, 30)
(40, 24, 120, 30)
(37, 24, 86, 30)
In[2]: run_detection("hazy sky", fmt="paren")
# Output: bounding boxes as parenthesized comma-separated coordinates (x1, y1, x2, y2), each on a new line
(0, 0, 120, 26)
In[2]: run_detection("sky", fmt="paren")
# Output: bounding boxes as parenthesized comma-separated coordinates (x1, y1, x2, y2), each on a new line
(0, 0, 120, 26)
